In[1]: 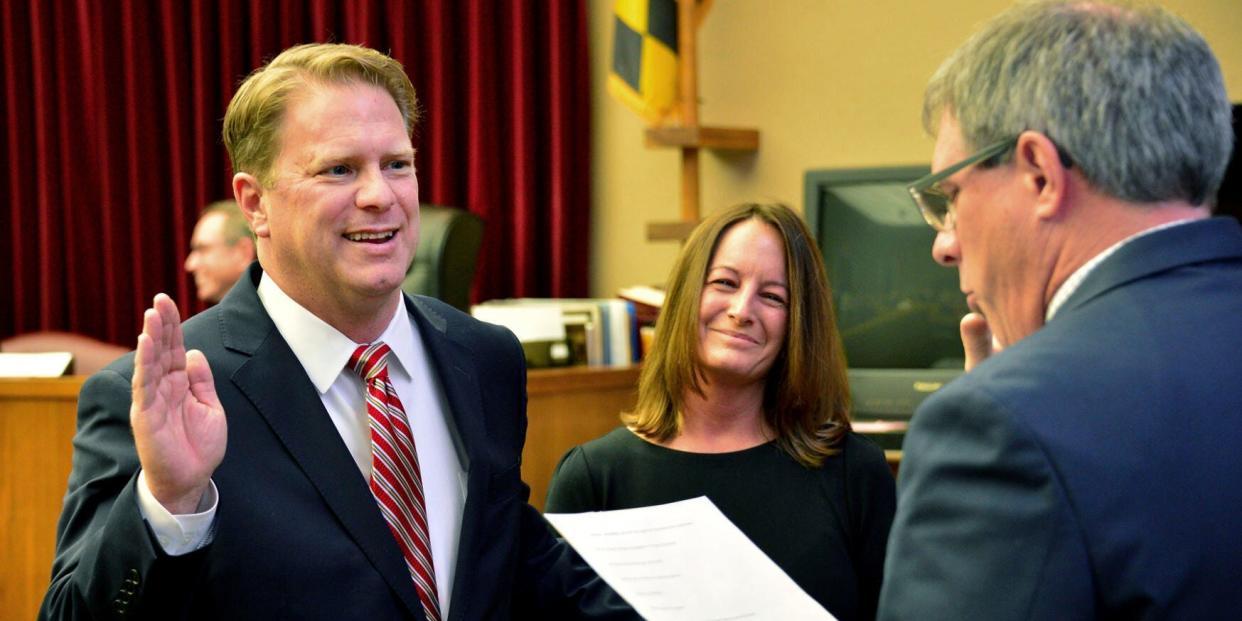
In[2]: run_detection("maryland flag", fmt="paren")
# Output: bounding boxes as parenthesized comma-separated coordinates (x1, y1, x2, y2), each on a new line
(608, 0, 679, 124)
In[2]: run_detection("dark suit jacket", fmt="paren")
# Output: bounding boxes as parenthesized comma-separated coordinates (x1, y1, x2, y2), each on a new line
(41, 264, 633, 620)
(879, 217, 1242, 620)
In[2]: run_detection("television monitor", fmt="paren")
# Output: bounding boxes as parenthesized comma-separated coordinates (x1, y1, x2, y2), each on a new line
(803, 166, 967, 423)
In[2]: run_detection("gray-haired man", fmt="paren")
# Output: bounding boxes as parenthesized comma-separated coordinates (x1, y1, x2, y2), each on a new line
(880, 2, 1242, 618)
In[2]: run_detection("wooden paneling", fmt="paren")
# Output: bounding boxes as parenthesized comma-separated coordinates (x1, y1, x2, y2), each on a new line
(0, 367, 640, 616)
(0, 376, 83, 621)
(523, 366, 641, 511)
(2, 367, 905, 618)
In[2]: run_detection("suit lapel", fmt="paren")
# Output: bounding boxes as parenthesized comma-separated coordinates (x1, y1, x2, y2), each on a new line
(407, 296, 485, 467)
(219, 269, 426, 619)
(406, 296, 491, 621)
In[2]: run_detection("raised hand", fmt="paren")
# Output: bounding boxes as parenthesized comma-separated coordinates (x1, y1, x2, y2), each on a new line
(960, 312, 1001, 372)
(130, 294, 228, 514)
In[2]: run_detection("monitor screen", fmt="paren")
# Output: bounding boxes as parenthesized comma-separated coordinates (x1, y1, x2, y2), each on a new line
(804, 167, 968, 370)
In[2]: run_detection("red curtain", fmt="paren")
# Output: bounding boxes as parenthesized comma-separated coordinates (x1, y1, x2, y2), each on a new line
(0, 0, 591, 345)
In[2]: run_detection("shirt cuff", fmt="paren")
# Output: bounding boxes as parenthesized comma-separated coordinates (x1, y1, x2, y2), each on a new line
(136, 470, 219, 556)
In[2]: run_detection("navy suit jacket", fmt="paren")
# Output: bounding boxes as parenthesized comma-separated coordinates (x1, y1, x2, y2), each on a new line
(879, 217, 1242, 619)
(41, 264, 633, 620)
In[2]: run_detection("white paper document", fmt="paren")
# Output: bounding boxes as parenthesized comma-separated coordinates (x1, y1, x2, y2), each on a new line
(545, 496, 836, 621)
(0, 352, 73, 377)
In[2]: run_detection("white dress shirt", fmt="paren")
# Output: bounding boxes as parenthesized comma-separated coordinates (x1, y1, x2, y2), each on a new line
(1046, 218, 1198, 322)
(138, 274, 466, 613)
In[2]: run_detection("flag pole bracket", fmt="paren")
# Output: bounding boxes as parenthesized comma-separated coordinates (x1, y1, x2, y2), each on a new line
(644, 127, 758, 151)
(643, 0, 760, 242)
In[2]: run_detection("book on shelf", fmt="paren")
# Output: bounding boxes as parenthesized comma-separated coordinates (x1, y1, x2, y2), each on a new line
(617, 284, 665, 308)
(617, 285, 664, 327)
(471, 298, 638, 368)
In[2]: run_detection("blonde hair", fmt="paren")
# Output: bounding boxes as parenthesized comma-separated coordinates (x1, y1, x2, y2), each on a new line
(222, 43, 419, 186)
(625, 203, 852, 467)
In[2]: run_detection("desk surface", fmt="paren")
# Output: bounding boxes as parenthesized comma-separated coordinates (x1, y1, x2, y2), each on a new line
(0, 369, 639, 616)
(0, 375, 85, 397)
(2, 369, 901, 618)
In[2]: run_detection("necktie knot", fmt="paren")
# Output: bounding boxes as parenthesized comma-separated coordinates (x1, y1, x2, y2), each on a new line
(350, 342, 392, 382)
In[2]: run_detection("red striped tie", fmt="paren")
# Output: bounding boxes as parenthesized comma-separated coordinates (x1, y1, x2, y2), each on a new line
(350, 342, 442, 621)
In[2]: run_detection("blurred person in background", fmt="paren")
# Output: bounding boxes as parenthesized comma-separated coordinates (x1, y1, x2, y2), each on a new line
(185, 200, 255, 304)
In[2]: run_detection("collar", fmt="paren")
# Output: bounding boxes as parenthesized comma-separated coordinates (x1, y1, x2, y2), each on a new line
(256, 273, 417, 392)
(1046, 218, 1197, 322)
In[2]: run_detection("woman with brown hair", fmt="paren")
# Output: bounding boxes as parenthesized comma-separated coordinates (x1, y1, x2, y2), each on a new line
(546, 202, 895, 620)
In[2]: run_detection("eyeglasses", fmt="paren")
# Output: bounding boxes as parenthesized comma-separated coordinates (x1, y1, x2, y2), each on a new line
(907, 137, 1017, 232)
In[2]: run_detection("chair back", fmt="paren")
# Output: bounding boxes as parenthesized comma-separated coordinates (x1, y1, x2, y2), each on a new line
(403, 205, 484, 311)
